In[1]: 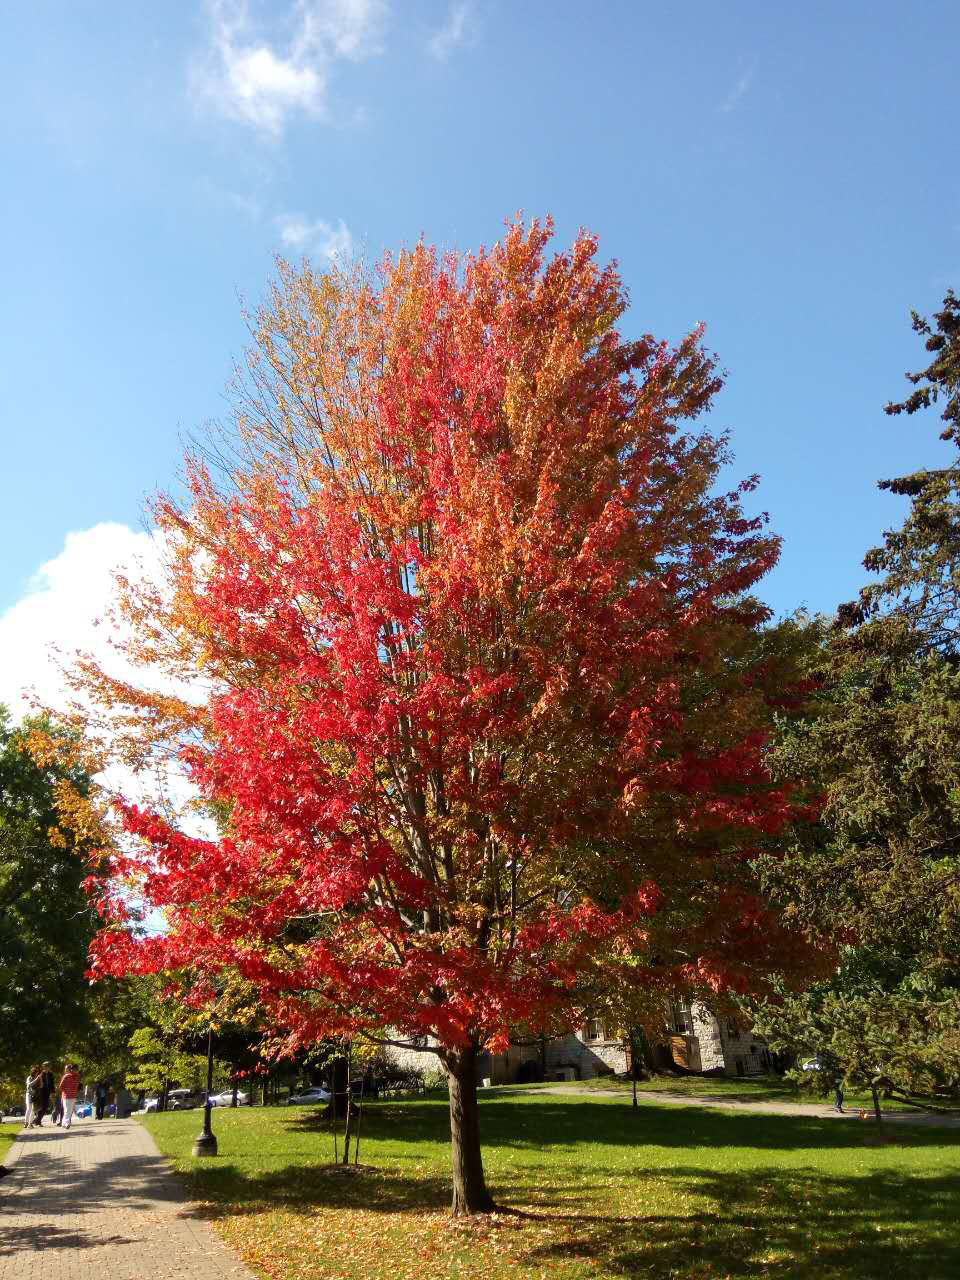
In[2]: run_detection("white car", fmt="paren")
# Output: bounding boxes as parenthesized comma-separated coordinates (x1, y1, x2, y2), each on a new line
(209, 1089, 249, 1107)
(287, 1086, 331, 1106)
(167, 1088, 202, 1110)
(141, 1093, 194, 1112)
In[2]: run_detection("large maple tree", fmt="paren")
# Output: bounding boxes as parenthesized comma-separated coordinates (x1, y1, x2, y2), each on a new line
(83, 221, 816, 1213)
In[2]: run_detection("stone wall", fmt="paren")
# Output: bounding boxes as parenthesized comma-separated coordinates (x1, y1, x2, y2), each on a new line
(715, 1019, 771, 1075)
(380, 1009, 771, 1084)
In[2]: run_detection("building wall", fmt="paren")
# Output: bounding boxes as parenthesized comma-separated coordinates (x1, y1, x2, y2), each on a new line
(691, 1004, 726, 1072)
(383, 1040, 445, 1077)
(714, 1018, 771, 1076)
(381, 1008, 770, 1083)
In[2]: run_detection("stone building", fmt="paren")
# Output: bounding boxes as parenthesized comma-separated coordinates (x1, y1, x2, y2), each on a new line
(384, 1002, 772, 1084)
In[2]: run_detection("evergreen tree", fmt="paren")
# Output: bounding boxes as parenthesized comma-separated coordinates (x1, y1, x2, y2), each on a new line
(751, 293, 960, 1106)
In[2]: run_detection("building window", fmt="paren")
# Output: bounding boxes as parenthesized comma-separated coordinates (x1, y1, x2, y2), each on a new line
(672, 1005, 692, 1035)
(583, 1018, 605, 1042)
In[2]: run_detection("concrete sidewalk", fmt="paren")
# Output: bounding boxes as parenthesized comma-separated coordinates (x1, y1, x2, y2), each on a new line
(0, 1117, 255, 1279)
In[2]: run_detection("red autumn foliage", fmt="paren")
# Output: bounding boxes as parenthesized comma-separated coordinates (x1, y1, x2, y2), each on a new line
(83, 219, 819, 1212)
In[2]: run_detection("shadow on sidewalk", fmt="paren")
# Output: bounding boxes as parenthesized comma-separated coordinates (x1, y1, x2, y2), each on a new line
(0, 1225, 138, 1258)
(1, 1131, 211, 1222)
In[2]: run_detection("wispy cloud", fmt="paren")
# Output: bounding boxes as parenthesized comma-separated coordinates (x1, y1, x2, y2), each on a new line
(720, 62, 755, 114)
(192, 0, 388, 137)
(276, 212, 353, 261)
(198, 176, 264, 220)
(428, 1, 474, 61)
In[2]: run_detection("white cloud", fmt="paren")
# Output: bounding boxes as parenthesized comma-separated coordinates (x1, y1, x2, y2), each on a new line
(0, 524, 207, 825)
(297, 0, 388, 59)
(276, 212, 353, 261)
(720, 63, 754, 114)
(0, 523, 158, 721)
(192, 0, 388, 136)
(428, 1, 473, 60)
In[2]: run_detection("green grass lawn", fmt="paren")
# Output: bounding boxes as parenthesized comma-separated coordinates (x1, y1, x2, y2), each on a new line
(561, 1073, 943, 1113)
(143, 1090, 960, 1280)
(0, 1122, 21, 1164)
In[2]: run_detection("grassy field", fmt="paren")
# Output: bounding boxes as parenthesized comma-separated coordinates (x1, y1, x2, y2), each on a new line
(143, 1090, 959, 1280)
(562, 1073, 947, 1113)
(0, 1122, 22, 1164)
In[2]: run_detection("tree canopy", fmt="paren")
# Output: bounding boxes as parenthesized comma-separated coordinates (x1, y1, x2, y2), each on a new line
(751, 290, 960, 1104)
(79, 220, 818, 1212)
(0, 708, 102, 1076)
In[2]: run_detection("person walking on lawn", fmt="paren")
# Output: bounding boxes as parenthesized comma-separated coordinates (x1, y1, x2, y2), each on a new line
(834, 1076, 845, 1114)
(58, 1063, 81, 1130)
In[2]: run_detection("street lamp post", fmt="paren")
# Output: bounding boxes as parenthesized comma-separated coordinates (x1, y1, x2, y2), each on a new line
(192, 1025, 218, 1158)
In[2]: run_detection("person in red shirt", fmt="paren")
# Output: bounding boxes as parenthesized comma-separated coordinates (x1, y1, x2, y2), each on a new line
(58, 1064, 81, 1130)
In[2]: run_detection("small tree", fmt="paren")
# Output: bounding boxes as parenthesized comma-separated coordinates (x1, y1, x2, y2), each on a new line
(751, 951, 960, 1120)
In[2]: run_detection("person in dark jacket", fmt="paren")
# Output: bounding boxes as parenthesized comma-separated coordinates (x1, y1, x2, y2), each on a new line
(95, 1081, 108, 1120)
(37, 1062, 55, 1126)
(50, 1062, 66, 1126)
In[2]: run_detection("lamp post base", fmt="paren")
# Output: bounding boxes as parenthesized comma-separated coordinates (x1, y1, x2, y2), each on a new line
(192, 1131, 218, 1158)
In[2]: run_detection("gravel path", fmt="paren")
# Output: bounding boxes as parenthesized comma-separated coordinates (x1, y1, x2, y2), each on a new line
(0, 1117, 255, 1279)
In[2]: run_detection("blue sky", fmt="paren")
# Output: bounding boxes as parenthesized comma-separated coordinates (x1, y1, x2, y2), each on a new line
(1, 1, 957, 711)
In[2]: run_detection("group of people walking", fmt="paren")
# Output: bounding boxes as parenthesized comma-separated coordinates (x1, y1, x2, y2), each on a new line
(24, 1062, 109, 1130)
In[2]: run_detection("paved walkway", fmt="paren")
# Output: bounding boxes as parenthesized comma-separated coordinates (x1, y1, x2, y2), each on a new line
(0, 1118, 256, 1280)
(517, 1083, 960, 1127)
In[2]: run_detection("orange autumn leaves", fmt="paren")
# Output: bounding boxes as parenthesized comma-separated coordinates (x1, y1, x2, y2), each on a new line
(78, 218, 819, 1058)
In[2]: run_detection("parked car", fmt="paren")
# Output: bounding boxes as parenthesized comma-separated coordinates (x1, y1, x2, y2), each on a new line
(287, 1086, 332, 1106)
(142, 1096, 159, 1113)
(76, 1103, 93, 1118)
(209, 1089, 249, 1107)
(167, 1088, 202, 1111)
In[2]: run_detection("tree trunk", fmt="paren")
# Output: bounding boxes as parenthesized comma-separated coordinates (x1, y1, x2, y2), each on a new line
(331, 1055, 350, 1118)
(445, 1046, 495, 1216)
(871, 1081, 883, 1125)
(342, 1090, 354, 1164)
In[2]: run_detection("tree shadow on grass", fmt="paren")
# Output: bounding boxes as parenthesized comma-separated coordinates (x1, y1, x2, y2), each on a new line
(283, 1094, 954, 1158)
(515, 1165, 960, 1279)
(164, 1100, 960, 1277)
(178, 1153, 960, 1280)
(186, 1158, 455, 1218)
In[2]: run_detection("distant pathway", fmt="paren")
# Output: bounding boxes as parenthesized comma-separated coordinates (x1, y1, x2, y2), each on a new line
(0, 1117, 255, 1279)
(512, 1084, 960, 1127)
